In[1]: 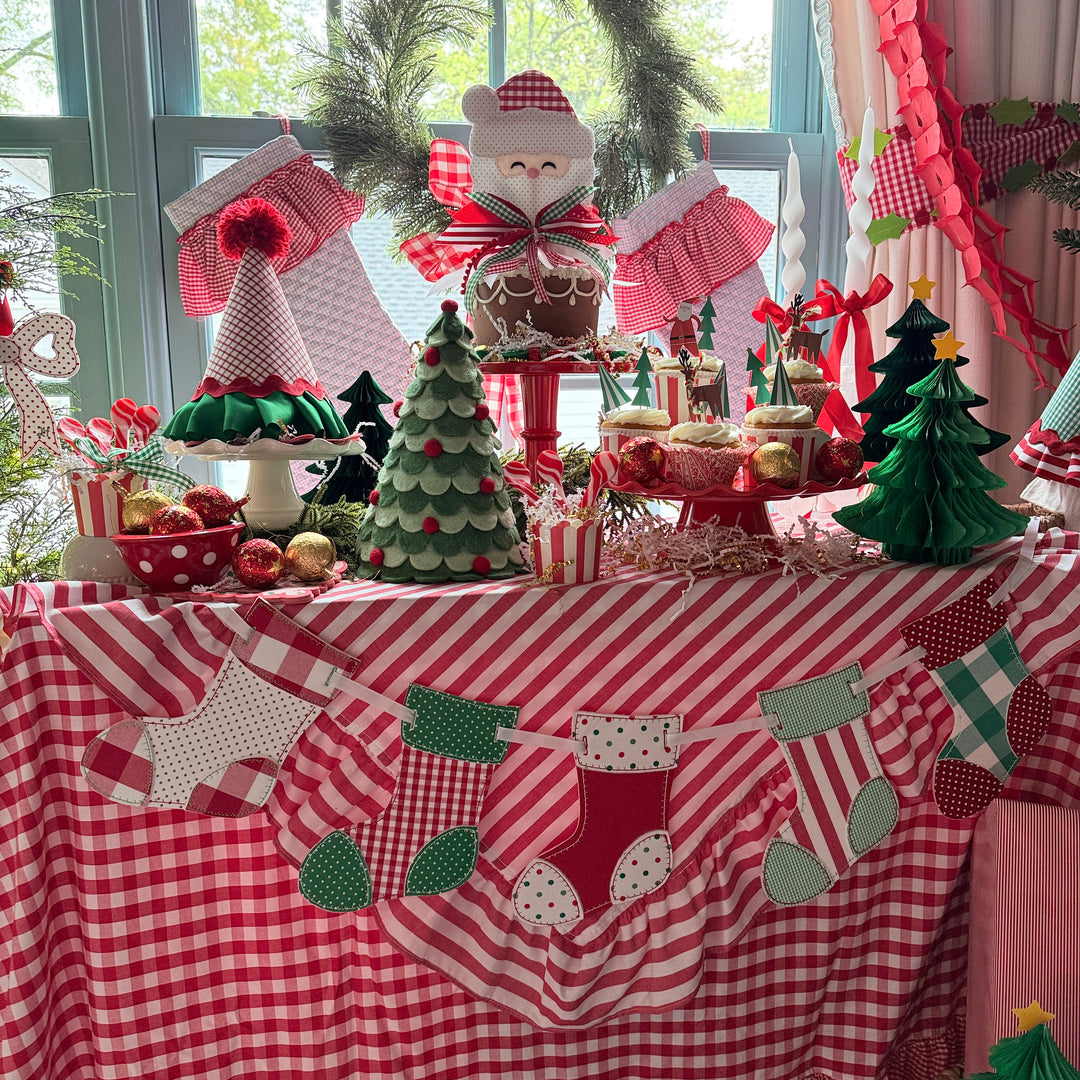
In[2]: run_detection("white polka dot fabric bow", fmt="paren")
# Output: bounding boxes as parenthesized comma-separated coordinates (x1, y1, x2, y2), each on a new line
(0, 312, 80, 458)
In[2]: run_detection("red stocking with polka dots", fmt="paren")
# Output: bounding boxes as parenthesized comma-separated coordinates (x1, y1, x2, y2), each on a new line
(513, 712, 679, 926)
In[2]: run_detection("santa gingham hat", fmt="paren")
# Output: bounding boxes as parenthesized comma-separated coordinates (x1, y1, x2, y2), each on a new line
(463, 70, 595, 160)
(194, 197, 326, 400)
(1011, 350, 1080, 486)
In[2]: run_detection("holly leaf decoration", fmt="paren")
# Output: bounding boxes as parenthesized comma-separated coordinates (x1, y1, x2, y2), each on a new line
(1056, 102, 1080, 125)
(844, 128, 895, 160)
(1001, 159, 1046, 193)
(866, 213, 911, 245)
(1060, 140, 1080, 169)
(988, 97, 1036, 127)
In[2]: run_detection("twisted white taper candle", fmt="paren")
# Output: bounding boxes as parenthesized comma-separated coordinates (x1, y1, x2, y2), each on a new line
(844, 104, 876, 296)
(780, 138, 806, 306)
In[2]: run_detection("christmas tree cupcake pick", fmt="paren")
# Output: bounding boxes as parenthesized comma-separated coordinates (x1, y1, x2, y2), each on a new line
(162, 197, 350, 446)
(357, 299, 526, 583)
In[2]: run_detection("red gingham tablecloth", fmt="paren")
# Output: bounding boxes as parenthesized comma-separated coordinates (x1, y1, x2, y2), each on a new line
(4, 536, 1080, 1080)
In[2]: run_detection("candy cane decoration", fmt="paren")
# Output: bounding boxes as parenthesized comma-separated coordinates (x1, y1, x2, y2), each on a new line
(535, 450, 566, 503)
(583, 451, 620, 507)
(86, 417, 116, 455)
(129, 404, 161, 450)
(502, 460, 541, 504)
(110, 398, 139, 449)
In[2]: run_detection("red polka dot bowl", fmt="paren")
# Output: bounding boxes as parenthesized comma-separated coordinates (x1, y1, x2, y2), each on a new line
(110, 522, 245, 591)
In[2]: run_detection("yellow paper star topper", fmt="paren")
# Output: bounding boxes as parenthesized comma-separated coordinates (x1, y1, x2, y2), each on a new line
(910, 274, 936, 301)
(933, 330, 964, 362)
(1014, 1001, 1055, 1032)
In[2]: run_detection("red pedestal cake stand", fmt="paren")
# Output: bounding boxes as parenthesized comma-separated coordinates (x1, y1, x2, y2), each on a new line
(478, 359, 595, 482)
(606, 474, 868, 536)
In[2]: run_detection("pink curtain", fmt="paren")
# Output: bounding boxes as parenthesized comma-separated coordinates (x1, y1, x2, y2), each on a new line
(815, 0, 1080, 499)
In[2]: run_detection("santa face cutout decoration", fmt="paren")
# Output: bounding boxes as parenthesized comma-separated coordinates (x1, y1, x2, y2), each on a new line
(462, 73, 596, 225)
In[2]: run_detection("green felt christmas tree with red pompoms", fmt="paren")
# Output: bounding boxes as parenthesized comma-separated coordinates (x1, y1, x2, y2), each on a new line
(356, 299, 526, 583)
(835, 332, 1026, 566)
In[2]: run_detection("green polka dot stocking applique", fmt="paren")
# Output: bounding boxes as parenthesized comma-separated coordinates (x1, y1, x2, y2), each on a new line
(299, 684, 519, 912)
(512, 712, 680, 927)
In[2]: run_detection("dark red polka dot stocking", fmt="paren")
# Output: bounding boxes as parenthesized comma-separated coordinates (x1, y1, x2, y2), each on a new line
(513, 712, 679, 926)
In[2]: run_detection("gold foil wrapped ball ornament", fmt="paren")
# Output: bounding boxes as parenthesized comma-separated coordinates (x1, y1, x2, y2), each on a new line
(285, 532, 337, 581)
(749, 443, 801, 489)
(112, 483, 174, 533)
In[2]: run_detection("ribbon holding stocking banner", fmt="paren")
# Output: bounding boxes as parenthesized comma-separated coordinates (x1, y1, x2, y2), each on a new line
(0, 312, 80, 458)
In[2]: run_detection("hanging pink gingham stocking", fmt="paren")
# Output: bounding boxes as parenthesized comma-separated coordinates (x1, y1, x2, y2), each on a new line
(898, 523, 1053, 819)
(298, 685, 519, 912)
(80, 599, 359, 817)
(757, 664, 899, 906)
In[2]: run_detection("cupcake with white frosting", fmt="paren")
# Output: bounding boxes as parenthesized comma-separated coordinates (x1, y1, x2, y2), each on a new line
(763, 359, 837, 421)
(741, 362, 828, 485)
(663, 421, 751, 489)
(651, 351, 722, 425)
(599, 405, 671, 454)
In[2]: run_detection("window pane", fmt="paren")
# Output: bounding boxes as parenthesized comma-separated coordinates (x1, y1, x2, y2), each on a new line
(678, 1, 774, 131)
(421, 45, 487, 123)
(0, 2, 59, 115)
(195, 0, 328, 117)
(714, 167, 780, 294)
(1, 155, 61, 317)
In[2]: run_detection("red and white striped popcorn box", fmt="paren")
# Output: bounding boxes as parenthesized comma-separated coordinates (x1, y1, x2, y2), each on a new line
(653, 373, 694, 426)
(68, 470, 148, 537)
(531, 517, 603, 585)
(741, 426, 828, 486)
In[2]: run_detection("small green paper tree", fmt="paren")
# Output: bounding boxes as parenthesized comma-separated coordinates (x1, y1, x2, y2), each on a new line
(835, 353, 1026, 565)
(746, 348, 768, 405)
(631, 347, 652, 406)
(856, 293, 1009, 463)
(304, 370, 393, 504)
(697, 297, 717, 352)
(969, 1022, 1080, 1080)
(356, 300, 525, 583)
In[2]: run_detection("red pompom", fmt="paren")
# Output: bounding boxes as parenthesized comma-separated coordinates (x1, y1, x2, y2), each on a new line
(424, 438, 442, 458)
(472, 556, 491, 575)
(423, 346, 441, 366)
(218, 197, 291, 262)
(478, 477, 496, 495)
(441, 299, 459, 313)
(422, 516, 440, 534)
(392, 400, 403, 417)
(474, 403, 490, 421)
(369, 489, 379, 505)
(368, 547, 385, 567)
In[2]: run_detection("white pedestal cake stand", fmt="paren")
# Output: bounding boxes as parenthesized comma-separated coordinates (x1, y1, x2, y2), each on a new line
(164, 437, 366, 530)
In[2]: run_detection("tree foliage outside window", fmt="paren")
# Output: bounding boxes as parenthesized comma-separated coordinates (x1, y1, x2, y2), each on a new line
(0, 0, 59, 114)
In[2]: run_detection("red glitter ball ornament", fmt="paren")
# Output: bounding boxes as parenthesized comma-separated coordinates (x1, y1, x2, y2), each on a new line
(422, 516, 439, 534)
(478, 476, 496, 494)
(231, 538, 285, 588)
(393, 400, 403, 417)
(816, 437, 864, 482)
(369, 489, 380, 505)
(441, 299, 458, 313)
(474, 403, 490, 421)
(424, 438, 442, 458)
(618, 437, 667, 484)
(148, 504, 204, 535)
(368, 547, 385, 567)
(472, 556, 491, 575)
(423, 346, 441, 366)
(181, 485, 249, 527)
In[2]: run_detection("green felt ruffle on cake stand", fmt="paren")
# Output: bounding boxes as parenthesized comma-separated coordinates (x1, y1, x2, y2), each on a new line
(162, 390, 349, 443)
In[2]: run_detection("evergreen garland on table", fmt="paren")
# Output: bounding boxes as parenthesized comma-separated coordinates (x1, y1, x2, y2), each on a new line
(297, 0, 720, 249)
(1028, 168, 1080, 255)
